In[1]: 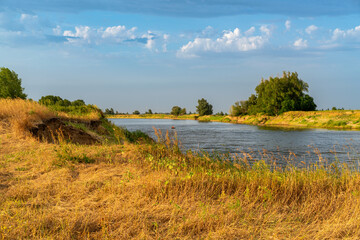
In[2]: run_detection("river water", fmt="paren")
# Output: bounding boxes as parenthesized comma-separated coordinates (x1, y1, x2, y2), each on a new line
(110, 118, 360, 165)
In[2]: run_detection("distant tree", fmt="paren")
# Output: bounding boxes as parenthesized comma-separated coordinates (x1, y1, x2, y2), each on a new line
(171, 106, 187, 116)
(145, 109, 153, 114)
(332, 107, 337, 110)
(72, 99, 85, 106)
(180, 108, 186, 115)
(133, 110, 140, 115)
(230, 101, 249, 116)
(104, 108, 115, 115)
(196, 98, 213, 116)
(0, 67, 27, 99)
(171, 106, 182, 116)
(231, 71, 316, 116)
(39, 95, 63, 105)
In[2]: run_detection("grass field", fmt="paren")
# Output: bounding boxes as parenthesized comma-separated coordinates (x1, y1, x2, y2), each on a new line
(1, 99, 360, 239)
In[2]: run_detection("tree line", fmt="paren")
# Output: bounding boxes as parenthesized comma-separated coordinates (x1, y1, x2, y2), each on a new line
(1, 67, 319, 116)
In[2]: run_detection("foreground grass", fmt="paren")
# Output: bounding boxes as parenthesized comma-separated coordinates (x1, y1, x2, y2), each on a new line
(2, 100, 360, 239)
(2, 135, 360, 239)
(110, 110, 360, 130)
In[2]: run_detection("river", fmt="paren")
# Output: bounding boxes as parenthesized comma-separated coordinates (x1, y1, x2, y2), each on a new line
(110, 118, 360, 166)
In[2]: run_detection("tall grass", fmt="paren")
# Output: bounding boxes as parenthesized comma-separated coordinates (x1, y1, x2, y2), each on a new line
(2, 100, 360, 239)
(0, 99, 55, 136)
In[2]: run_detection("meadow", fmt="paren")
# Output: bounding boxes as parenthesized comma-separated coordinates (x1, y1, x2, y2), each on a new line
(1, 99, 360, 239)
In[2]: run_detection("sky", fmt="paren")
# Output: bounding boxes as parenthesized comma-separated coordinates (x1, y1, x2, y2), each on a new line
(1, 0, 360, 113)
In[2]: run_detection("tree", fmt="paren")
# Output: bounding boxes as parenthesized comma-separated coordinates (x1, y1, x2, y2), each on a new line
(0, 67, 27, 99)
(196, 98, 213, 116)
(39, 95, 63, 106)
(133, 110, 140, 115)
(171, 106, 182, 116)
(72, 99, 85, 106)
(231, 72, 316, 116)
(104, 108, 115, 115)
(171, 106, 187, 116)
(145, 109, 153, 114)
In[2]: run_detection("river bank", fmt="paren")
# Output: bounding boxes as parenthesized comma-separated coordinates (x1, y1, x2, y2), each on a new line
(2, 99, 360, 239)
(107, 110, 360, 130)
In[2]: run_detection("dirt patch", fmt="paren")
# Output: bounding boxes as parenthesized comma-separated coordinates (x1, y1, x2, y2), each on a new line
(29, 118, 100, 145)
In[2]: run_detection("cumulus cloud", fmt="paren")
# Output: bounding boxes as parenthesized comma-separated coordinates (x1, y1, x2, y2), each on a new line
(285, 20, 291, 31)
(293, 38, 308, 49)
(305, 25, 318, 34)
(331, 25, 360, 41)
(61, 25, 163, 50)
(177, 26, 271, 58)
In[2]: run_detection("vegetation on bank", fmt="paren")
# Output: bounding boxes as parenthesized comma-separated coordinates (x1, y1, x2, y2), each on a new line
(107, 110, 360, 130)
(2, 99, 360, 239)
(230, 71, 316, 116)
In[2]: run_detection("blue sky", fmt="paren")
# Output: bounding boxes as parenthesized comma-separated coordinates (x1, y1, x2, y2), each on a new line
(1, 1, 360, 113)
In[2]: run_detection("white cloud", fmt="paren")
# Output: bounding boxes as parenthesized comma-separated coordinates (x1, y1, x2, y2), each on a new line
(305, 25, 318, 35)
(331, 25, 360, 41)
(19, 13, 38, 23)
(293, 38, 308, 49)
(63, 26, 93, 43)
(285, 20, 291, 31)
(53, 25, 62, 35)
(102, 25, 137, 42)
(162, 34, 169, 52)
(245, 26, 255, 36)
(61, 25, 165, 50)
(177, 26, 271, 58)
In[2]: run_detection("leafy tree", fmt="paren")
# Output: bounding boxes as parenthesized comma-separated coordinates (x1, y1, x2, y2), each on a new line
(231, 72, 316, 116)
(39, 95, 63, 105)
(133, 110, 140, 115)
(105, 108, 115, 115)
(230, 101, 249, 116)
(0, 67, 27, 99)
(72, 99, 85, 106)
(145, 109, 153, 114)
(180, 108, 186, 115)
(196, 98, 213, 116)
(171, 106, 182, 116)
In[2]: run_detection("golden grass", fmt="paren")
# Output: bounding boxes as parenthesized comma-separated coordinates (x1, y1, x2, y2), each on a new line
(0, 99, 55, 136)
(2, 131, 360, 239)
(2, 99, 360, 239)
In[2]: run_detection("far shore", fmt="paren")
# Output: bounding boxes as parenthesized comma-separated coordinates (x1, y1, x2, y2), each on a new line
(107, 110, 360, 130)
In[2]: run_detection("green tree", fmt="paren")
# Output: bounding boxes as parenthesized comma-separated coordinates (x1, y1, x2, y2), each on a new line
(171, 106, 182, 116)
(232, 72, 316, 116)
(145, 109, 153, 114)
(180, 108, 186, 115)
(133, 110, 140, 115)
(105, 108, 115, 115)
(196, 98, 213, 116)
(72, 99, 85, 106)
(0, 67, 27, 99)
(39, 95, 63, 105)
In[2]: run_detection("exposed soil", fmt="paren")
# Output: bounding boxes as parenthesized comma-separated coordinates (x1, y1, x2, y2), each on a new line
(29, 118, 100, 145)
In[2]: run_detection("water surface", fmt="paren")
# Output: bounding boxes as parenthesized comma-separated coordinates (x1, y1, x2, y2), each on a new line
(110, 118, 360, 165)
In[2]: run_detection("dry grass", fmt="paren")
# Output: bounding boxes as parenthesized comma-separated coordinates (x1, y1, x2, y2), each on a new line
(0, 99, 55, 136)
(2, 99, 360, 239)
(1, 132, 360, 239)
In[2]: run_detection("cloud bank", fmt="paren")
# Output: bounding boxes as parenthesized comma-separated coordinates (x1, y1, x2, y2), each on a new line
(177, 26, 271, 58)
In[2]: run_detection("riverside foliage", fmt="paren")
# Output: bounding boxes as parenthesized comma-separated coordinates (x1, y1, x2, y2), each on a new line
(231, 71, 317, 116)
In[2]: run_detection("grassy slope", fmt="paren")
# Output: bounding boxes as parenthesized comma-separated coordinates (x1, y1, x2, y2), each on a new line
(110, 110, 360, 130)
(2, 100, 360, 239)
